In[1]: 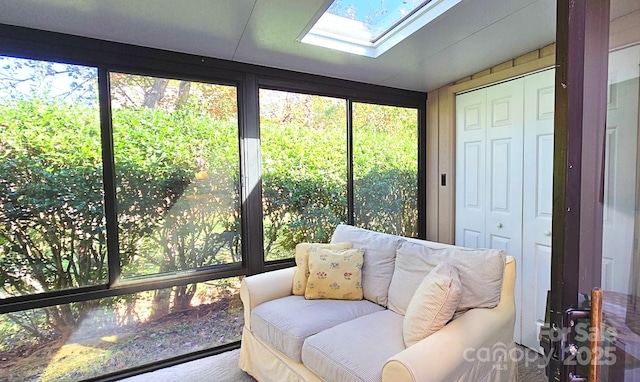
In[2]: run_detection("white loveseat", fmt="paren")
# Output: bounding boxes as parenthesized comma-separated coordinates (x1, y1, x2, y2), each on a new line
(239, 224, 517, 382)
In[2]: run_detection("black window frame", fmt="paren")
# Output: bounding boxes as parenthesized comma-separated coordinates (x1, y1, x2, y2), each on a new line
(0, 22, 426, 379)
(257, 84, 425, 265)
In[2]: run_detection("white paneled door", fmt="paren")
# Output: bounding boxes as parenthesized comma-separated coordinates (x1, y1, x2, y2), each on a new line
(456, 77, 525, 346)
(456, 86, 487, 249)
(456, 64, 639, 352)
(456, 70, 552, 350)
(484, 79, 524, 259)
(521, 69, 555, 351)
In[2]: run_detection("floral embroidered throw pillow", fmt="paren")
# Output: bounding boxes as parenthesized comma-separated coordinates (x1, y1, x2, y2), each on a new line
(305, 248, 365, 300)
(292, 242, 352, 295)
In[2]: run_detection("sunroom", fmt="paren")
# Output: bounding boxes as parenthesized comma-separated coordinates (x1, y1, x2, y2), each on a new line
(0, 0, 638, 381)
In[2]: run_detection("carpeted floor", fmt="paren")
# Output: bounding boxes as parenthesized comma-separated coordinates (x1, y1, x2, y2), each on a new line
(120, 345, 548, 381)
(517, 345, 547, 382)
(119, 349, 255, 382)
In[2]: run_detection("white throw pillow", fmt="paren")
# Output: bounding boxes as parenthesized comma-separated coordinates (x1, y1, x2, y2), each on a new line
(403, 262, 461, 347)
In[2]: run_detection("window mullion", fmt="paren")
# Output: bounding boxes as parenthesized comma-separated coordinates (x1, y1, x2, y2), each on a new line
(347, 99, 354, 225)
(99, 67, 121, 287)
(241, 73, 265, 275)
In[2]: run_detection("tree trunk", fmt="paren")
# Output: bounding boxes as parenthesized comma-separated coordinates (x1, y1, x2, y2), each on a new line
(174, 283, 196, 311)
(150, 288, 172, 318)
(176, 81, 191, 109)
(46, 304, 78, 342)
(143, 78, 169, 109)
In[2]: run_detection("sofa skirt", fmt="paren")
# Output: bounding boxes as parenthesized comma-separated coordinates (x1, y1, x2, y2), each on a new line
(238, 328, 322, 382)
(239, 324, 517, 382)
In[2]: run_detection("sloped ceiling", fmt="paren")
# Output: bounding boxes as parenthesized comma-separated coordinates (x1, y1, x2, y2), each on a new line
(0, 0, 557, 92)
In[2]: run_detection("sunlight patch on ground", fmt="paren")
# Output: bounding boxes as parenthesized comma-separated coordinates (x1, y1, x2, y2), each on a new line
(101, 335, 119, 343)
(41, 343, 107, 381)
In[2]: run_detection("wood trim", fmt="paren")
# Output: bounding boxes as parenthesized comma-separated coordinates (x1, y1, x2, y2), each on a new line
(541, 43, 556, 57)
(590, 288, 603, 382)
(449, 54, 556, 94)
(491, 60, 514, 73)
(514, 50, 540, 66)
(471, 68, 491, 80)
(437, 87, 456, 244)
(426, 90, 440, 241)
(610, 9, 640, 50)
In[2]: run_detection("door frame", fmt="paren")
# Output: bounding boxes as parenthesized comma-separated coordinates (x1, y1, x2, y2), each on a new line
(548, 0, 610, 381)
(428, 0, 619, 379)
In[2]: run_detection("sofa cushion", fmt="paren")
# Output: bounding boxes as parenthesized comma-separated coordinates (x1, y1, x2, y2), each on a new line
(330, 224, 403, 307)
(301, 310, 405, 382)
(250, 295, 384, 362)
(388, 240, 505, 316)
(403, 262, 462, 347)
(292, 242, 352, 295)
(305, 248, 364, 300)
(387, 242, 434, 315)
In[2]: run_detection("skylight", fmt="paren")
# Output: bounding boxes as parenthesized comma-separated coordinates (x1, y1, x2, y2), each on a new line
(301, 0, 461, 58)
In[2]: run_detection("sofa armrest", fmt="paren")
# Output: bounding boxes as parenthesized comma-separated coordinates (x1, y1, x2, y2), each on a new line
(240, 267, 295, 330)
(382, 257, 516, 381)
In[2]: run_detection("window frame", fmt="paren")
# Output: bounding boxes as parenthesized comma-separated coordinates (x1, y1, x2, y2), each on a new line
(0, 60, 248, 312)
(258, 87, 350, 262)
(256, 82, 426, 265)
(0, 22, 426, 379)
(102, 67, 246, 285)
(300, 0, 462, 58)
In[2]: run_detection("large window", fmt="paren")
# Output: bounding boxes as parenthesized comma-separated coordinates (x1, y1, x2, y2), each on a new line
(110, 73, 241, 280)
(0, 278, 242, 381)
(0, 56, 243, 379)
(0, 57, 105, 297)
(0, 24, 425, 380)
(260, 90, 420, 261)
(353, 103, 418, 237)
(260, 89, 348, 261)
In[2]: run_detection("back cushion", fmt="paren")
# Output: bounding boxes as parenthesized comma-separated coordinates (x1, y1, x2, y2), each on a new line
(387, 243, 439, 315)
(388, 240, 506, 315)
(330, 224, 403, 307)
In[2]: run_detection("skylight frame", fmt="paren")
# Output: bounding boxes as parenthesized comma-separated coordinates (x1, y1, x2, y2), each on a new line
(300, 0, 462, 58)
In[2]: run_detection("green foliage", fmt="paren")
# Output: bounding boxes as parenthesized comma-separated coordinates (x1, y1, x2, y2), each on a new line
(110, 106, 241, 278)
(354, 168, 418, 236)
(260, 101, 348, 260)
(352, 102, 418, 237)
(0, 310, 54, 352)
(0, 99, 106, 296)
(0, 96, 241, 340)
(260, 94, 419, 260)
(0, 82, 419, 349)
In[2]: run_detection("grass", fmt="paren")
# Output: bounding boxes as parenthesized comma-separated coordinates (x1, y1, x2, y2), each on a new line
(0, 287, 243, 382)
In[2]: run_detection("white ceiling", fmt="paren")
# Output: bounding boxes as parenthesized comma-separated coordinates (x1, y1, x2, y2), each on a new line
(0, 0, 558, 92)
